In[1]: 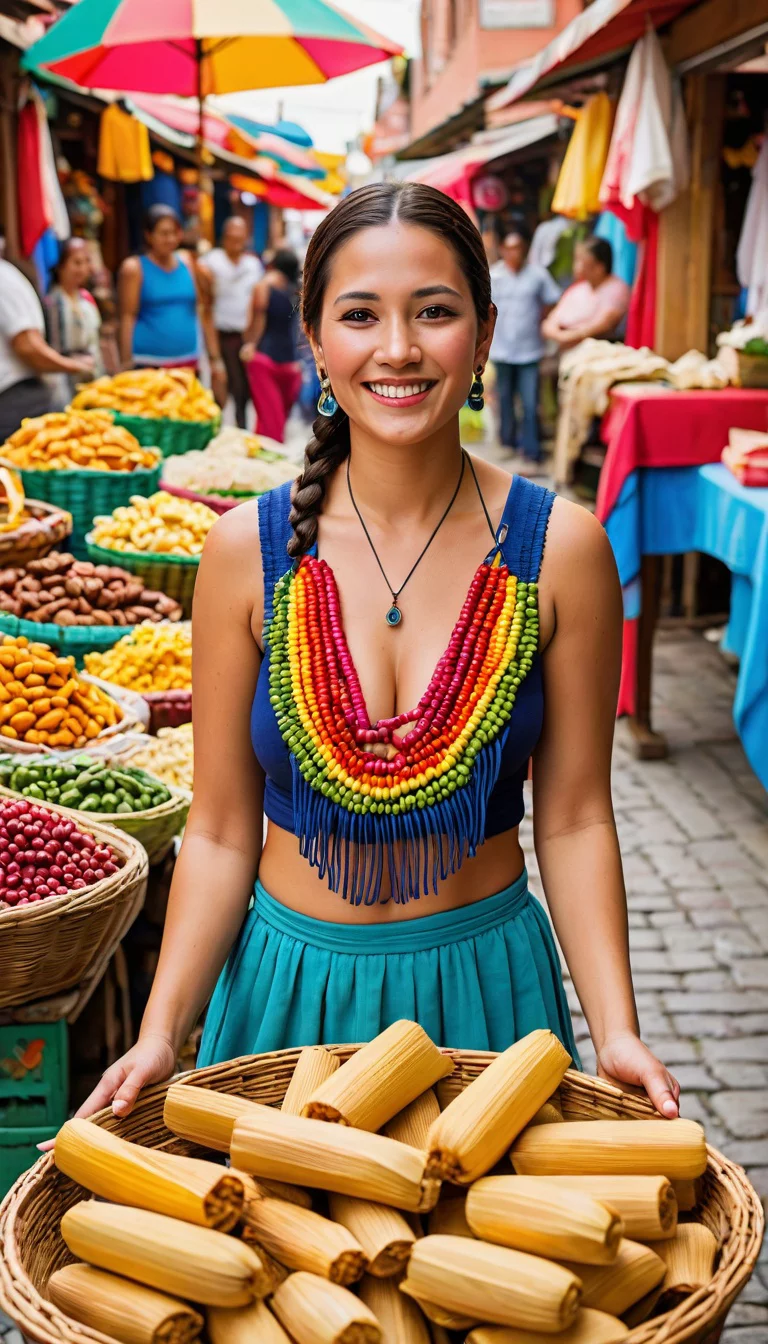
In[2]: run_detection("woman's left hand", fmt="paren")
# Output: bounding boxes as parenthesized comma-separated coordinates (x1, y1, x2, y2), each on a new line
(596, 1031, 680, 1118)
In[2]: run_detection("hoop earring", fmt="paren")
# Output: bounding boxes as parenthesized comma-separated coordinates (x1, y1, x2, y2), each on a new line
(467, 365, 484, 412)
(317, 373, 338, 418)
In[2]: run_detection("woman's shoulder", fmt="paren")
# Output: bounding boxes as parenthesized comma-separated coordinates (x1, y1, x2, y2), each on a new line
(544, 493, 618, 589)
(119, 255, 143, 278)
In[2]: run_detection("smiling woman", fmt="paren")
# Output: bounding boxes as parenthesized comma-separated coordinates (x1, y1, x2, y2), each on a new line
(74, 183, 681, 1129)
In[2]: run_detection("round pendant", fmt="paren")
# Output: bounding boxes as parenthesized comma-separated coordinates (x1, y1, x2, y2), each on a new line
(385, 604, 402, 627)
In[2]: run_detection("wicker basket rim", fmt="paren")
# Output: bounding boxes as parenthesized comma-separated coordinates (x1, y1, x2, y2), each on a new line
(112, 411, 221, 428)
(85, 534, 201, 568)
(0, 455, 162, 477)
(0, 779, 191, 827)
(0, 1048, 763, 1344)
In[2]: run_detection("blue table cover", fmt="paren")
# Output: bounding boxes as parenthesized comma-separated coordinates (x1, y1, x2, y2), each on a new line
(603, 463, 768, 789)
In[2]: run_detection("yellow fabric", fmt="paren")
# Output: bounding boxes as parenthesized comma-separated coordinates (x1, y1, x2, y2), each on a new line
(552, 93, 615, 221)
(97, 104, 153, 183)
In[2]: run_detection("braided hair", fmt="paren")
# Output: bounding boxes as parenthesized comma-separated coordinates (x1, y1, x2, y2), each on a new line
(289, 182, 493, 559)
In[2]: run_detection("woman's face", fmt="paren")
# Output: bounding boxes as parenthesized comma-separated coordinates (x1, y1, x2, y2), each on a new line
(310, 222, 493, 447)
(146, 217, 181, 259)
(60, 244, 91, 290)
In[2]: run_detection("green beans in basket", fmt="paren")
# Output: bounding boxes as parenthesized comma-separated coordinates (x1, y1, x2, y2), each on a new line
(0, 754, 172, 813)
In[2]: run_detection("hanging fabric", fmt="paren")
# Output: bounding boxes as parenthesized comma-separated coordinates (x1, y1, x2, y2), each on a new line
(97, 104, 153, 183)
(594, 211, 638, 287)
(17, 99, 47, 257)
(736, 137, 768, 319)
(625, 211, 659, 349)
(551, 93, 615, 221)
(33, 89, 70, 241)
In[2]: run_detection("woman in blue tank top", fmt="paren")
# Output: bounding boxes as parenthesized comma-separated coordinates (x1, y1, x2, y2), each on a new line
(117, 205, 226, 402)
(79, 184, 679, 1125)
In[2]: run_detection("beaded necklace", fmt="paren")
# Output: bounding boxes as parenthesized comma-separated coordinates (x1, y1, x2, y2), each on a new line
(267, 482, 541, 906)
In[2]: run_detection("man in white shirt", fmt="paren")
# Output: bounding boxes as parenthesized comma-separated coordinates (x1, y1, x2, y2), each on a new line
(0, 256, 94, 442)
(198, 218, 264, 428)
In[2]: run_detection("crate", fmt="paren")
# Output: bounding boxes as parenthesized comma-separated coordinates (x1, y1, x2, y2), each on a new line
(0, 1124, 58, 1199)
(0, 1020, 69, 1128)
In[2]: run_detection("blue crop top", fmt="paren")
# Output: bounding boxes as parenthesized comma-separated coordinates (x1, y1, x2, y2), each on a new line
(251, 474, 554, 903)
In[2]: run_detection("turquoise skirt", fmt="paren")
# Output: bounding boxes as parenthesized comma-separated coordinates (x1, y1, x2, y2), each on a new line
(197, 869, 580, 1066)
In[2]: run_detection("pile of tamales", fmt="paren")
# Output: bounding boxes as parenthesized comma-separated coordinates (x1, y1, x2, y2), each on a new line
(48, 1020, 716, 1344)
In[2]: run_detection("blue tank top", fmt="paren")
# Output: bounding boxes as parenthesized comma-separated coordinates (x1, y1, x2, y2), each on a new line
(251, 475, 554, 906)
(133, 254, 199, 365)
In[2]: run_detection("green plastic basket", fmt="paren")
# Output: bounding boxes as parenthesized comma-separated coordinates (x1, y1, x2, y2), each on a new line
(4, 461, 162, 560)
(113, 411, 220, 457)
(0, 610, 136, 667)
(86, 534, 199, 618)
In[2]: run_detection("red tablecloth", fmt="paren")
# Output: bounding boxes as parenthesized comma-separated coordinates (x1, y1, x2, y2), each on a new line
(595, 385, 768, 524)
(595, 385, 768, 718)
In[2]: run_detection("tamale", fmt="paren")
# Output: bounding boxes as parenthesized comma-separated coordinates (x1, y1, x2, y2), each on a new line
(303, 1021, 453, 1131)
(164, 1084, 262, 1153)
(282, 1047, 340, 1116)
(47, 1263, 204, 1344)
(537, 1176, 677, 1241)
(559, 1240, 666, 1316)
(257, 1178, 313, 1208)
(328, 1194, 415, 1276)
(671, 1179, 700, 1211)
(511, 1119, 707, 1180)
(465, 1308, 630, 1344)
(621, 1284, 664, 1327)
(655, 1223, 718, 1294)
(425, 1031, 571, 1183)
(384, 1090, 440, 1150)
(427, 1194, 474, 1238)
(358, 1275, 431, 1343)
(399, 1281, 478, 1329)
(61, 1201, 269, 1307)
(231, 1107, 440, 1213)
(403, 1233, 581, 1331)
(466, 1175, 623, 1265)
(207, 1301, 291, 1344)
(241, 1196, 367, 1284)
(54, 1119, 245, 1231)
(526, 1101, 564, 1127)
(271, 1270, 382, 1343)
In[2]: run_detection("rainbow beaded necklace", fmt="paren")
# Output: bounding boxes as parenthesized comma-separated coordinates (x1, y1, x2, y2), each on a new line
(266, 484, 543, 906)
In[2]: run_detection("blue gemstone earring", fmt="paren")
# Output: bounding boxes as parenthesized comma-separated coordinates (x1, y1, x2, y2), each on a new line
(467, 366, 485, 411)
(317, 373, 338, 418)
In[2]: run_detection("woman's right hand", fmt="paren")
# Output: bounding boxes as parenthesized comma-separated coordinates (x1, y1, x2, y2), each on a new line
(76, 1031, 178, 1121)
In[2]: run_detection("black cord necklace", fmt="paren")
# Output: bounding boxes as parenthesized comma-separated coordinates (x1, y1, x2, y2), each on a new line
(347, 449, 467, 627)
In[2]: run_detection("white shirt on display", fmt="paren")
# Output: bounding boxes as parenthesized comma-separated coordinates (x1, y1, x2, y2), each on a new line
(0, 259, 46, 397)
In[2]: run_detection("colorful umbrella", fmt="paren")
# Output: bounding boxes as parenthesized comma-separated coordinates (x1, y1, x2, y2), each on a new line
(23, 0, 403, 96)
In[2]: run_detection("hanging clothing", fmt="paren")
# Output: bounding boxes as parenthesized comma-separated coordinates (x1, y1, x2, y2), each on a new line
(132, 254, 198, 366)
(17, 100, 47, 258)
(141, 171, 183, 216)
(551, 93, 616, 222)
(98, 104, 153, 183)
(625, 213, 659, 350)
(594, 212, 638, 288)
(529, 216, 571, 271)
(736, 138, 768, 319)
(34, 90, 69, 242)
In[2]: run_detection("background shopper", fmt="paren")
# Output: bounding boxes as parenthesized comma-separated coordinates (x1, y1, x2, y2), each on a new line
(44, 237, 103, 401)
(240, 248, 301, 442)
(198, 217, 263, 428)
(543, 236, 630, 349)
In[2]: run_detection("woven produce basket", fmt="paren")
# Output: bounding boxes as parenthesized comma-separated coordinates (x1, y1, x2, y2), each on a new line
(0, 676, 149, 756)
(142, 687, 192, 733)
(0, 794, 147, 1009)
(85, 535, 198, 619)
(0, 1050, 763, 1344)
(112, 411, 220, 457)
(0, 500, 72, 568)
(0, 460, 162, 559)
(0, 611, 135, 666)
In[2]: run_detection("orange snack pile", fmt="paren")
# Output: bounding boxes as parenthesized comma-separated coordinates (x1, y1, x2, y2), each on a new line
(2, 411, 160, 473)
(0, 636, 122, 748)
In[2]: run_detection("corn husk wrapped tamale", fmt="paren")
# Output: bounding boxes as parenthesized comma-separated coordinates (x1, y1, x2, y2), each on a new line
(54, 1119, 245, 1231)
(465, 1308, 630, 1344)
(358, 1275, 431, 1343)
(403, 1233, 581, 1331)
(257, 1177, 313, 1208)
(241, 1196, 367, 1284)
(620, 1284, 664, 1327)
(282, 1047, 340, 1116)
(526, 1101, 564, 1127)
(231, 1106, 440, 1213)
(511, 1119, 707, 1180)
(208, 1301, 291, 1344)
(537, 1176, 677, 1241)
(271, 1270, 382, 1343)
(164, 1084, 263, 1153)
(671, 1178, 700, 1211)
(560, 1240, 666, 1316)
(383, 1089, 440, 1149)
(655, 1223, 718, 1294)
(61, 1201, 269, 1307)
(47, 1263, 204, 1344)
(328, 1194, 415, 1276)
(303, 1021, 453, 1131)
(425, 1031, 571, 1183)
(399, 1282, 478, 1330)
(427, 1193, 474, 1238)
(466, 1175, 623, 1265)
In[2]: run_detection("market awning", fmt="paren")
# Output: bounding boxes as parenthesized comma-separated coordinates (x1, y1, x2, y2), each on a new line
(406, 114, 559, 198)
(488, 0, 701, 110)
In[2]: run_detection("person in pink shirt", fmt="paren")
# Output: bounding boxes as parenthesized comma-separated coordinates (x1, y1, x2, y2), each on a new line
(542, 237, 630, 350)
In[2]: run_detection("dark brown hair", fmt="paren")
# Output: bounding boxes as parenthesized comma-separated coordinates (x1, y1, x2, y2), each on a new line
(288, 181, 493, 558)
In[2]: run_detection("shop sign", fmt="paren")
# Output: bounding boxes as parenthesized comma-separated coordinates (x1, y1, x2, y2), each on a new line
(480, 0, 554, 28)
(472, 174, 509, 212)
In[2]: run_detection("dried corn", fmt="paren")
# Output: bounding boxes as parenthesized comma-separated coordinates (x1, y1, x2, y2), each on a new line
(271, 1271, 382, 1344)
(303, 1021, 453, 1131)
(560, 1240, 666, 1316)
(242, 1196, 367, 1285)
(282, 1046, 340, 1116)
(384, 1089, 440, 1150)
(536, 1176, 677, 1241)
(47, 1263, 203, 1344)
(163, 1083, 262, 1153)
(465, 1308, 630, 1344)
(511, 1119, 707, 1181)
(466, 1175, 623, 1265)
(328, 1195, 415, 1276)
(358, 1275, 431, 1344)
(655, 1223, 718, 1294)
(85, 622, 191, 693)
(207, 1302, 290, 1344)
(91, 492, 216, 558)
(60, 1201, 269, 1307)
(426, 1031, 571, 1183)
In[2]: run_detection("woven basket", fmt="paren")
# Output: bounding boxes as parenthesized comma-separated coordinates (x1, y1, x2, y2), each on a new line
(85, 535, 198, 619)
(0, 612, 135, 666)
(0, 676, 150, 756)
(0, 460, 162, 559)
(142, 688, 192, 733)
(112, 412, 220, 457)
(0, 1051, 763, 1344)
(0, 500, 72, 569)
(0, 794, 147, 1009)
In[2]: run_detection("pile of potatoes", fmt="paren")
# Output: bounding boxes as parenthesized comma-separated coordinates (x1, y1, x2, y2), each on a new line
(0, 553, 183, 627)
